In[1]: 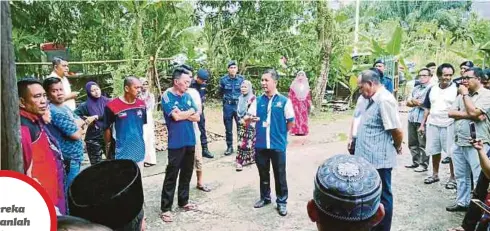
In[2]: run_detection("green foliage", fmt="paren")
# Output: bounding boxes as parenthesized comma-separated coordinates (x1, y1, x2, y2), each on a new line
(10, 0, 490, 100)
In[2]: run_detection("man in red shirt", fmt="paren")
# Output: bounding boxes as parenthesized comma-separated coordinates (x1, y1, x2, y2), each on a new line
(18, 78, 66, 215)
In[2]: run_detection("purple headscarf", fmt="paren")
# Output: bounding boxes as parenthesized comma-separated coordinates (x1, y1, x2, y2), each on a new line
(85, 81, 110, 127)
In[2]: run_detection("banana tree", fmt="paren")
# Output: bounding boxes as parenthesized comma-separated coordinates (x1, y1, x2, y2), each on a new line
(451, 40, 490, 67)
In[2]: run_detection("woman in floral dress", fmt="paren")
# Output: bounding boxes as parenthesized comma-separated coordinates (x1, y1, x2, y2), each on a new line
(236, 80, 256, 171)
(289, 71, 312, 136)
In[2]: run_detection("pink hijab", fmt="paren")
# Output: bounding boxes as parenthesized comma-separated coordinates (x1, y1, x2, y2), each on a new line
(290, 71, 310, 100)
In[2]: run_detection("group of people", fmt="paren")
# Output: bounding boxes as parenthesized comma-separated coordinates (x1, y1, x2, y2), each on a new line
(159, 62, 310, 221)
(18, 57, 155, 230)
(403, 61, 490, 231)
(21, 55, 490, 231)
(345, 60, 490, 231)
(217, 61, 313, 172)
(17, 56, 318, 229)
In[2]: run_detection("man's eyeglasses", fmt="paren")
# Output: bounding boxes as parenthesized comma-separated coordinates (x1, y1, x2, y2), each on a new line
(461, 76, 477, 81)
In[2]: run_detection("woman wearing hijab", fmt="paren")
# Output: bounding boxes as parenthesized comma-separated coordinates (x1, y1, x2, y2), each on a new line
(288, 71, 312, 136)
(139, 78, 157, 167)
(74, 81, 111, 165)
(236, 80, 257, 171)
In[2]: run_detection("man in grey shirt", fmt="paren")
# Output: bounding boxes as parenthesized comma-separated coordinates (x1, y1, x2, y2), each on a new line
(447, 67, 490, 212)
(355, 69, 403, 231)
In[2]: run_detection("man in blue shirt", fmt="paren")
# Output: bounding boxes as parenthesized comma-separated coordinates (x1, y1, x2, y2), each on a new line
(103, 76, 147, 169)
(247, 69, 295, 217)
(374, 60, 394, 93)
(160, 68, 200, 223)
(43, 77, 88, 192)
(190, 68, 214, 159)
(220, 61, 245, 155)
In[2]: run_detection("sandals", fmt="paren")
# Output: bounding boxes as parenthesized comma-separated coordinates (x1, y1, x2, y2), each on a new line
(236, 164, 243, 172)
(144, 163, 156, 167)
(424, 176, 440, 184)
(160, 212, 173, 223)
(180, 203, 198, 211)
(160, 203, 197, 223)
(446, 180, 457, 189)
(196, 184, 211, 192)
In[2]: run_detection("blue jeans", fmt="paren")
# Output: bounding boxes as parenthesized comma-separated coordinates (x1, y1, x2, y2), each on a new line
(452, 144, 487, 206)
(373, 168, 393, 231)
(65, 159, 81, 193)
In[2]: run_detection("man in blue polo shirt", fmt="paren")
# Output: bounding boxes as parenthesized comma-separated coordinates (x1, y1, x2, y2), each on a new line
(247, 69, 295, 217)
(160, 68, 200, 223)
(103, 76, 147, 170)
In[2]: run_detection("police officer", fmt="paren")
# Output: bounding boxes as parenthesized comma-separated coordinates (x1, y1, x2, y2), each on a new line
(453, 60, 474, 87)
(373, 59, 394, 93)
(190, 69, 214, 159)
(220, 61, 244, 155)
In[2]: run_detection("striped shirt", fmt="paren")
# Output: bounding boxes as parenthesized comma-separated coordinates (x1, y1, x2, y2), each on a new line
(355, 87, 402, 169)
(407, 83, 430, 123)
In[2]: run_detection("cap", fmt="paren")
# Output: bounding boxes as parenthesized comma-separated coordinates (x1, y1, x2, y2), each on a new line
(68, 160, 144, 229)
(181, 64, 194, 72)
(373, 59, 385, 67)
(197, 69, 209, 80)
(460, 61, 474, 68)
(313, 154, 382, 222)
(227, 60, 237, 68)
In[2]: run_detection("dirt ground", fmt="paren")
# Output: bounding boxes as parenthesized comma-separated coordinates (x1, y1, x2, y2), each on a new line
(86, 103, 465, 231)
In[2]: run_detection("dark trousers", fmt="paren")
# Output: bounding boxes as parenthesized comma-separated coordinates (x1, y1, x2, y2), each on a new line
(408, 122, 429, 167)
(462, 172, 490, 231)
(160, 146, 195, 212)
(108, 137, 116, 160)
(373, 168, 393, 231)
(198, 107, 208, 147)
(86, 136, 106, 165)
(255, 149, 288, 204)
(223, 103, 239, 147)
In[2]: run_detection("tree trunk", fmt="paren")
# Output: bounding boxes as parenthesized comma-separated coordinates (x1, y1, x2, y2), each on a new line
(312, 2, 334, 110)
(1, 1, 23, 172)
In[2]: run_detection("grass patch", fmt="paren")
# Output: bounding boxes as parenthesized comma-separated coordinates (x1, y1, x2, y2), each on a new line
(311, 109, 353, 123)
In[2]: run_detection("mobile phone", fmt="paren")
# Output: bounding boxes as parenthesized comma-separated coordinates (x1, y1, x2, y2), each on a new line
(472, 199, 490, 213)
(470, 122, 477, 140)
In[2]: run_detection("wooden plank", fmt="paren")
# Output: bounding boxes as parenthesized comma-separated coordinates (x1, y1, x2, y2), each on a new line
(1, 1, 23, 172)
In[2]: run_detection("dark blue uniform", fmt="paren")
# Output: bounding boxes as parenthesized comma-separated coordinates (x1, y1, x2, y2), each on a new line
(190, 79, 209, 147)
(219, 74, 244, 148)
(381, 76, 394, 93)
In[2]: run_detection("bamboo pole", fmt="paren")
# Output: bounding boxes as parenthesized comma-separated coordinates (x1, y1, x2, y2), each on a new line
(15, 57, 173, 65)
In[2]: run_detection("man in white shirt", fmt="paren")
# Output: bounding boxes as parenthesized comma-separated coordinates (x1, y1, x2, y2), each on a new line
(419, 63, 458, 189)
(48, 57, 78, 110)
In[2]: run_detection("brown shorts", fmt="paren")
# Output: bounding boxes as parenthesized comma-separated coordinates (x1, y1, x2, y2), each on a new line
(194, 145, 202, 171)
(194, 133, 203, 171)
